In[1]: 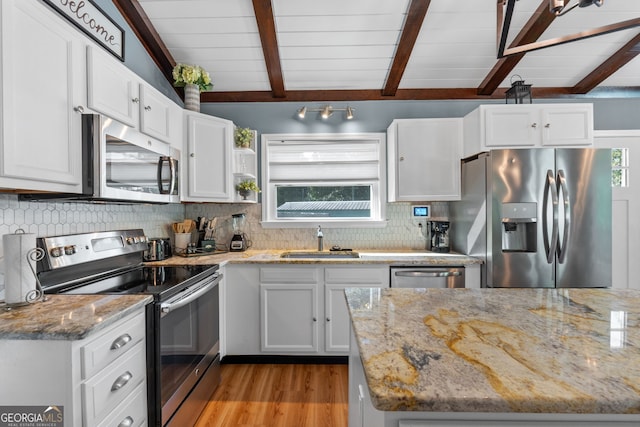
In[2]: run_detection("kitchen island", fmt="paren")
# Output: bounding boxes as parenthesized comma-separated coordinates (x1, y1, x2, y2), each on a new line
(345, 287, 640, 426)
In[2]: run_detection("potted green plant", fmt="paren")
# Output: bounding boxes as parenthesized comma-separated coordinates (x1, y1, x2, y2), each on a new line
(236, 179, 260, 200)
(235, 127, 254, 148)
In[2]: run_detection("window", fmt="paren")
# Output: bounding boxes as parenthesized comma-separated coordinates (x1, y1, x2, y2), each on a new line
(261, 133, 386, 227)
(612, 148, 629, 188)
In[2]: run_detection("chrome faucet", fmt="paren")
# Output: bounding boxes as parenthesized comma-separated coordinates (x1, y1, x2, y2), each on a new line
(317, 225, 323, 251)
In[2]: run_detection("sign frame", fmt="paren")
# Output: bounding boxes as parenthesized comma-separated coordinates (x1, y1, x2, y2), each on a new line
(41, 0, 125, 61)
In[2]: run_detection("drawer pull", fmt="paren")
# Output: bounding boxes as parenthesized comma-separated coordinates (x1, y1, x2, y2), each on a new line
(111, 371, 133, 391)
(118, 416, 134, 427)
(111, 334, 132, 350)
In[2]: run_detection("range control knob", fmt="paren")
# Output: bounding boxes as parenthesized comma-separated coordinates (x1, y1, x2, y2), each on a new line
(64, 245, 76, 255)
(50, 247, 64, 257)
(126, 237, 135, 245)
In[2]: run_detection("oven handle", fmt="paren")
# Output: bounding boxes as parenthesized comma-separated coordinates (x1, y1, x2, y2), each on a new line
(160, 274, 221, 317)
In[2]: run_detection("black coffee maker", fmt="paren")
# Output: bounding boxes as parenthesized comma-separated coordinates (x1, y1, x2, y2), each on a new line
(428, 220, 450, 253)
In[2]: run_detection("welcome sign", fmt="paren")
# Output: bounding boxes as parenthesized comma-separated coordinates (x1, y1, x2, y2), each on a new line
(42, 0, 125, 61)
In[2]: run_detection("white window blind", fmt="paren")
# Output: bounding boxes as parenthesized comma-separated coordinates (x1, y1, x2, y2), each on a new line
(261, 133, 387, 228)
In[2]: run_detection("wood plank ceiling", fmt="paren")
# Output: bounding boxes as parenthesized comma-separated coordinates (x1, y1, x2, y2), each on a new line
(113, 0, 640, 103)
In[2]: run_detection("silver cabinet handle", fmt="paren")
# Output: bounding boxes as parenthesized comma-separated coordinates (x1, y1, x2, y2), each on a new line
(118, 416, 134, 427)
(312, 317, 317, 322)
(73, 106, 84, 113)
(545, 123, 551, 128)
(144, 105, 152, 111)
(132, 97, 139, 103)
(326, 317, 330, 322)
(531, 123, 537, 128)
(190, 153, 195, 157)
(399, 156, 405, 161)
(111, 371, 133, 391)
(110, 334, 132, 350)
(394, 270, 461, 278)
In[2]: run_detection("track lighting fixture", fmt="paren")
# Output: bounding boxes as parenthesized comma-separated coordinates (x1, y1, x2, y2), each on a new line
(295, 105, 355, 121)
(550, 0, 603, 16)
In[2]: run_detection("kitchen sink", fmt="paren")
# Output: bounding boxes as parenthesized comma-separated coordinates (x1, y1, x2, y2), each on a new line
(280, 251, 360, 259)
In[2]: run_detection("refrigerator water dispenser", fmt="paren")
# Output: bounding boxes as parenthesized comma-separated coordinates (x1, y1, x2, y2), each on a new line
(501, 202, 537, 252)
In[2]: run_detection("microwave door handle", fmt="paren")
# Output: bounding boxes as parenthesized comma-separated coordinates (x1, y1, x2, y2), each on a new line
(157, 156, 176, 195)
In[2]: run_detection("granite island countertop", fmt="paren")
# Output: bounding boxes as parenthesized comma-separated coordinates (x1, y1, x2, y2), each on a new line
(0, 294, 152, 340)
(144, 249, 482, 267)
(345, 287, 640, 415)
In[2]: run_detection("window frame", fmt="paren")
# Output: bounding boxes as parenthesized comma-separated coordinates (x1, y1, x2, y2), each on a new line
(260, 133, 387, 228)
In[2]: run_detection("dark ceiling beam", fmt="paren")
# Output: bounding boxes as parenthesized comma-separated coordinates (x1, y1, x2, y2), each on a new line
(572, 32, 640, 94)
(382, 0, 431, 97)
(477, 0, 566, 96)
(199, 86, 640, 103)
(252, 0, 286, 98)
(112, 0, 176, 87)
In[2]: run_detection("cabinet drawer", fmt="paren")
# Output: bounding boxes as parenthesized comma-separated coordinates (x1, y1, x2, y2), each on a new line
(81, 312, 146, 379)
(83, 341, 146, 425)
(96, 381, 147, 427)
(325, 267, 389, 285)
(260, 267, 318, 283)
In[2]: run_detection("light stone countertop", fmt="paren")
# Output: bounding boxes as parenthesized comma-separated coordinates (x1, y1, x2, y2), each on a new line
(0, 294, 152, 340)
(144, 249, 483, 267)
(345, 287, 640, 414)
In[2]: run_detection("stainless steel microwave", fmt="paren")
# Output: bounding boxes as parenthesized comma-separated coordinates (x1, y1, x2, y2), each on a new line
(22, 114, 180, 203)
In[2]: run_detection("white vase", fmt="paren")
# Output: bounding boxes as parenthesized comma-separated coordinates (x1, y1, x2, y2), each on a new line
(184, 83, 200, 112)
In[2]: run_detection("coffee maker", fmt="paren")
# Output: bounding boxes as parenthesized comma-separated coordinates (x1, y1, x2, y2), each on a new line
(428, 220, 450, 253)
(229, 213, 249, 251)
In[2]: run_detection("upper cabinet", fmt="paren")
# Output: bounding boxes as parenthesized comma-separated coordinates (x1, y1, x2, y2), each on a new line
(183, 112, 234, 202)
(0, 0, 84, 193)
(387, 118, 462, 202)
(463, 104, 594, 158)
(86, 46, 183, 150)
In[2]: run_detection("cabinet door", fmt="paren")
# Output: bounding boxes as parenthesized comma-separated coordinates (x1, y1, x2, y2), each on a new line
(87, 45, 140, 128)
(260, 283, 319, 352)
(541, 104, 593, 146)
(139, 84, 173, 143)
(184, 113, 233, 201)
(484, 106, 538, 147)
(325, 267, 389, 353)
(390, 119, 462, 201)
(0, 0, 83, 192)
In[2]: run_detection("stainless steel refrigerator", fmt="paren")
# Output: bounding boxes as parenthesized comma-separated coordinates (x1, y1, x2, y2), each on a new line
(450, 148, 612, 288)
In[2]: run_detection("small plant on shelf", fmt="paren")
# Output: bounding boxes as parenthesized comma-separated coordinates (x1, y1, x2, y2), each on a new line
(234, 127, 254, 148)
(236, 179, 260, 199)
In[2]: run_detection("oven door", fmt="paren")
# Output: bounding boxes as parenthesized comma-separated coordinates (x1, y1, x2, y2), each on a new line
(95, 114, 180, 203)
(155, 273, 221, 426)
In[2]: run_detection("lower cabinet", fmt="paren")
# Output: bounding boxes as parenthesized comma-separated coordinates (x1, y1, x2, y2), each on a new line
(0, 309, 147, 427)
(224, 264, 389, 356)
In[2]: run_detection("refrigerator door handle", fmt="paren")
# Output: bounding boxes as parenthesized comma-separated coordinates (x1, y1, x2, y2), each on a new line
(542, 169, 559, 264)
(557, 169, 570, 263)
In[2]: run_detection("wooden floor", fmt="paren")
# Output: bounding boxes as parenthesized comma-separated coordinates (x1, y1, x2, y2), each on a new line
(194, 363, 349, 427)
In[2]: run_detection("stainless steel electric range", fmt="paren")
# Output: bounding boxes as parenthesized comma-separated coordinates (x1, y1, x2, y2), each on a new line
(37, 229, 221, 427)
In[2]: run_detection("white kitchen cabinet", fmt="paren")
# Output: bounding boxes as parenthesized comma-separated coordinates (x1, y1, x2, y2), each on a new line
(260, 266, 320, 352)
(463, 104, 593, 158)
(0, 0, 84, 193)
(324, 266, 389, 352)
(387, 118, 462, 202)
(87, 45, 182, 148)
(0, 309, 147, 427)
(224, 264, 389, 356)
(183, 112, 234, 202)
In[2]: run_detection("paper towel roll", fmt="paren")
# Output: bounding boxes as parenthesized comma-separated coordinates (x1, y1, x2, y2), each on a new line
(3, 231, 37, 306)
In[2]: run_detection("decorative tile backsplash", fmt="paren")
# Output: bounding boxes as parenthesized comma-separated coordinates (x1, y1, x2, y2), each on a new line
(186, 201, 450, 251)
(0, 194, 448, 289)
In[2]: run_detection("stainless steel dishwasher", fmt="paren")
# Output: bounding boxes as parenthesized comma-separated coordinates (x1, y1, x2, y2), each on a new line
(390, 266, 465, 288)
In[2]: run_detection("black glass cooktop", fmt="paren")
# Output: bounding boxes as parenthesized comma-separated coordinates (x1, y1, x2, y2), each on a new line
(58, 264, 218, 300)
